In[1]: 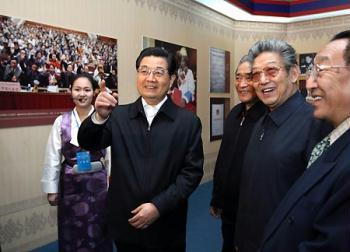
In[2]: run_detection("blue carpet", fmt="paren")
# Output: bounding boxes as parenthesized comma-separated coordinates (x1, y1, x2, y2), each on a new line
(32, 181, 222, 252)
(187, 181, 222, 252)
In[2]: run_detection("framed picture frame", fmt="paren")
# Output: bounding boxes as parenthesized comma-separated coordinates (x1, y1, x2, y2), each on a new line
(210, 98, 230, 141)
(209, 47, 230, 93)
(143, 37, 197, 114)
(299, 53, 316, 75)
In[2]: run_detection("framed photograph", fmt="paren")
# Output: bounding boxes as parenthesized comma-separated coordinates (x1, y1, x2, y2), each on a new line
(299, 53, 316, 75)
(210, 98, 230, 141)
(143, 37, 197, 114)
(209, 47, 230, 93)
(0, 15, 118, 128)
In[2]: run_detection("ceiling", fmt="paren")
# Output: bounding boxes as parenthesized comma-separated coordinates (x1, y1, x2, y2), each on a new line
(194, 0, 350, 23)
(227, 0, 350, 17)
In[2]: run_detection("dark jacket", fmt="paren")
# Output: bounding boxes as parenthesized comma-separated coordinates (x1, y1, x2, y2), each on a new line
(260, 129, 350, 252)
(234, 92, 331, 252)
(78, 96, 204, 248)
(211, 101, 267, 218)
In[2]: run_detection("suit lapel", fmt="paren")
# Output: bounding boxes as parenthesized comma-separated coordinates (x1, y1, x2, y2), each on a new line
(261, 129, 350, 245)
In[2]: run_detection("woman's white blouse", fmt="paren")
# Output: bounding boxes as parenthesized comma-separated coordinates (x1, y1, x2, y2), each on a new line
(41, 107, 110, 193)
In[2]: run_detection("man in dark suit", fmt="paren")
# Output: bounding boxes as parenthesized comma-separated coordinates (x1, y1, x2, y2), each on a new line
(260, 30, 350, 252)
(210, 55, 266, 252)
(234, 39, 329, 252)
(78, 47, 204, 252)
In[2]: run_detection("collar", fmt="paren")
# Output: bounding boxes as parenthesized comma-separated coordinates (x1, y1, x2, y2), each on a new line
(329, 117, 350, 145)
(268, 91, 306, 127)
(141, 96, 167, 111)
(71, 105, 94, 147)
(129, 95, 177, 121)
(235, 101, 267, 121)
(72, 105, 94, 125)
(247, 100, 267, 121)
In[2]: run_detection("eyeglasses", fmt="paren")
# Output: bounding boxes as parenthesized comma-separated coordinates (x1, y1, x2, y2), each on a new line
(306, 64, 350, 80)
(137, 66, 168, 78)
(235, 73, 252, 83)
(251, 66, 282, 83)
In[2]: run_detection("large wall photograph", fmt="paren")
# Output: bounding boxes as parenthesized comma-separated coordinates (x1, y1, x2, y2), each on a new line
(143, 37, 197, 113)
(0, 15, 118, 127)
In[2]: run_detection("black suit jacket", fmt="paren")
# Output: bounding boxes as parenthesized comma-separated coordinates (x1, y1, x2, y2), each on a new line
(260, 129, 350, 252)
(234, 92, 331, 252)
(211, 101, 266, 216)
(78, 96, 204, 248)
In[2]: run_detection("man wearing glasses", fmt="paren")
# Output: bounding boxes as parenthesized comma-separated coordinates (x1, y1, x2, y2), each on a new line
(259, 30, 350, 252)
(78, 47, 204, 252)
(233, 40, 330, 252)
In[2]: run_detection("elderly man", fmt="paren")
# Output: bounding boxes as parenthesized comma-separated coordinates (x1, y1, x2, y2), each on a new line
(78, 47, 203, 252)
(260, 30, 350, 252)
(210, 55, 266, 252)
(234, 40, 330, 252)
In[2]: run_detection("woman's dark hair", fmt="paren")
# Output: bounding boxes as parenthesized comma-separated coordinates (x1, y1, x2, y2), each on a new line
(70, 73, 98, 90)
(135, 47, 177, 76)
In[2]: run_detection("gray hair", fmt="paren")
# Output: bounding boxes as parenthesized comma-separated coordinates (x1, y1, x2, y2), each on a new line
(248, 39, 297, 72)
(235, 55, 253, 74)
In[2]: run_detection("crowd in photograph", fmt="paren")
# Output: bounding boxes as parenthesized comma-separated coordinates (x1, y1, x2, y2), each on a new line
(0, 16, 118, 91)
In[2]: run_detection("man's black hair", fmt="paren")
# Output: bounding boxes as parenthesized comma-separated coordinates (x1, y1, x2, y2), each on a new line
(135, 47, 177, 76)
(331, 30, 350, 66)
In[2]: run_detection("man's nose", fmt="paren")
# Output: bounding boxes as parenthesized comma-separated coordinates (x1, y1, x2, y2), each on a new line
(146, 72, 156, 81)
(305, 75, 317, 90)
(259, 72, 270, 84)
(238, 80, 248, 88)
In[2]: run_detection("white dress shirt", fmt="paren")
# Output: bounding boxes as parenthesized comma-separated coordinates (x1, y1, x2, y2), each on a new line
(141, 96, 167, 126)
(329, 117, 350, 145)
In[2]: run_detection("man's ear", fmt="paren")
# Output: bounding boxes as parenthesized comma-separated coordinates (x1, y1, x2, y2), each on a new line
(289, 65, 300, 84)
